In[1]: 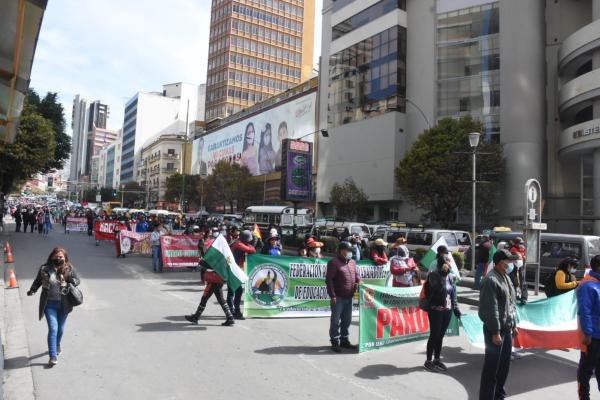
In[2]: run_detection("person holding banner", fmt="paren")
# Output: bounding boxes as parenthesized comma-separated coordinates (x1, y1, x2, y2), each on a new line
(423, 258, 462, 372)
(478, 249, 519, 400)
(228, 230, 256, 319)
(326, 242, 361, 353)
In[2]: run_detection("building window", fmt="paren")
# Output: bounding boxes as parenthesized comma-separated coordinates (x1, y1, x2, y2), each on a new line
(332, 0, 406, 41)
(328, 26, 407, 128)
(436, 3, 500, 143)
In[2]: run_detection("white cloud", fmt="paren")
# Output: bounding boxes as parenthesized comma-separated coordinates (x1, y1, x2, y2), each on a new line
(30, 0, 323, 135)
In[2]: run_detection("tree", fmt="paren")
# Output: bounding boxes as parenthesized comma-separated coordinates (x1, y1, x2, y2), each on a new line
(204, 161, 261, 212)
(164, 173, 202, 207)
(100, 187, 117, 202)
(395, 116, 504, 228)
(121, 181, 145, 207)
(329, 178, 369, 220)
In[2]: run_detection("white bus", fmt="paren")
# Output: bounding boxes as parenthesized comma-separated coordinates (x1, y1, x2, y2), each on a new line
(243, 206, 314, 236)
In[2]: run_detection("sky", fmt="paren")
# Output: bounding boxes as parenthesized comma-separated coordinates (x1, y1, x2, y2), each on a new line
(30, 0, 323, 136)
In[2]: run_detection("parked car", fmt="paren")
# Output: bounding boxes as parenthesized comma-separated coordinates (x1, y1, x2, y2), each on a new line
(490, 231, 600, 284)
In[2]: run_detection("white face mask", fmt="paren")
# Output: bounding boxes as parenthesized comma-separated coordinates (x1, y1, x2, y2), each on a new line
(515, 260, 524, 269)
(314, 248, 321, 255)
(569, 267, 577, 274)
(344, 252, 353, 261)
(212, 232, 219, 238)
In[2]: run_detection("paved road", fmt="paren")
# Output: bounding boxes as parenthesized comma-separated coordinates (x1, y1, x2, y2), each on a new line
(2, 224, 598, 399)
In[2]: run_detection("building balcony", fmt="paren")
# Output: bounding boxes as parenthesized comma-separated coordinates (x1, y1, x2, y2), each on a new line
(162, 153, 180, 160)
(559, 69, 600, 113)
(162, 168, 179, 174)
(559, 118, 600, 157)
(559, 19, 600, 73)
(149, 169, 160, 177)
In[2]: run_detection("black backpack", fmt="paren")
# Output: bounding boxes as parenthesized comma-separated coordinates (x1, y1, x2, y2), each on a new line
(544, 269, 558, 297)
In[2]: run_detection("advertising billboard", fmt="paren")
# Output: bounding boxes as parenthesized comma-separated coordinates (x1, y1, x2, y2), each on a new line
(191, 91, 316, 177)
(280, 139, 312, 202)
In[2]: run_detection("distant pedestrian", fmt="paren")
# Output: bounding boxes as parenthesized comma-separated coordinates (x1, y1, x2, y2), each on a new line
(36, 210, 44, 234)
(423, 256, 461, 372)
(370, 239, 389, 265)
(509, 237, 528, 303)
(305, 237, 324, 258)
(228, 230, 256, 319)
(326, 241, 360, 353)
(150, 224, 163, 272)
(13, 208, 21, 232)
(43, 209, 53, 236)
(478, 249, 519, 400)
(27, 247, 81, 367)
(475, 235, 492, 290)
(388, 236, 409, 259)
(576, 255, 600, 400)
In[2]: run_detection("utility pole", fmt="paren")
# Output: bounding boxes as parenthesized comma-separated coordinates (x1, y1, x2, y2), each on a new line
(180, 99, 190, 212)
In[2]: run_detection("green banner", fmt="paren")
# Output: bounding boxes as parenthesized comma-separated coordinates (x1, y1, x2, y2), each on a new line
(244, 254, 390, 318)
(358, 284, 460, 353)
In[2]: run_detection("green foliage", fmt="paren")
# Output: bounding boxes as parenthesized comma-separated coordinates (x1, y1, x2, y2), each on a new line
(122, 181, 145, 207)
(100, 187, 117, 202)
(0, 89, 69, 193)
(320, 236, 340, 254)
(396, 116, 504, 228)
(164, 173, 203, 206)
(329, 178, 369, 220)
(205, 161, 262, 212)
(452, 251, 465, 270)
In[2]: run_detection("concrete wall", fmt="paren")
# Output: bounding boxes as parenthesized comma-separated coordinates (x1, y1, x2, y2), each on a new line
(498, 0, 546, 222)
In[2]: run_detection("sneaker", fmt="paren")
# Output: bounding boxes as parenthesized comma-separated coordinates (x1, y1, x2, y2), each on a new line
(233, 312, 245, 320)
(340, 339, 358, 350)
(424, 360, 438, 372)
(331, 341, 342, 353)
(222, 318, 235, 326)
(433, 360, 448, 372)
(184, 315, 199, 325)
(48, 357, 58, 366)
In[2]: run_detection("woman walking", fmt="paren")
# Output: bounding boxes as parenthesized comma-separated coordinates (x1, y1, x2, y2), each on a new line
(423, 256, 462, 372)
(27, 247, 81, 366)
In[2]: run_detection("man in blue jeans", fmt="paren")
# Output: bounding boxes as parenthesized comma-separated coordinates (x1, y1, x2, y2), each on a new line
(326, 241, 361, 353)
(150, 224, 163, 272)
(478, 249, 519, 400)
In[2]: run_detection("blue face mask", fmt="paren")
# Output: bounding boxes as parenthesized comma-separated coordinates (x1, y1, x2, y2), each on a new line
(506, 262, 514, 275)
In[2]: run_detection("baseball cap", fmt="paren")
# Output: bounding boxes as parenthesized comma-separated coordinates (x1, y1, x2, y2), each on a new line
(493, 249, 519, 264)
(338, 241, 352, 251)
(437, 245, 449, 255)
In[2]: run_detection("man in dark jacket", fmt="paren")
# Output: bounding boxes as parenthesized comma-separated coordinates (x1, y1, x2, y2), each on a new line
(478, 249, 519, 400)
(326, 241, 361, 353)
(13, 207, 22, 232)
(228, 230, 256, 319)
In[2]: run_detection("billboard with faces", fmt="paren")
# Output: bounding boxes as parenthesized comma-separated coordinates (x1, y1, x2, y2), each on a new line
(191, 91, 316, 177)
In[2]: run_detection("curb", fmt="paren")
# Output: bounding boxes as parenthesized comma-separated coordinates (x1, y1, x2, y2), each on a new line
(1, 221, 35, 400)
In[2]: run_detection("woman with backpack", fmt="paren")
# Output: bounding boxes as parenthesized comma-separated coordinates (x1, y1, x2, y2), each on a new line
(27, 247, 81, 366)
(422, 254, 461, 373)
(546, 257, 579, 297)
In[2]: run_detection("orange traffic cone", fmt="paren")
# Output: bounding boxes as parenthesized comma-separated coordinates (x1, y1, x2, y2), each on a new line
(4, 242, 13, 264)
(7, 269, 18, 289)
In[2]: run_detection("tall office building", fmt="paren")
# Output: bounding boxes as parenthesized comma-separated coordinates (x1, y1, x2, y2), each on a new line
(318, 0, 600, 234)
(204, 0, 316, 121)
(119, 83, 199, 183)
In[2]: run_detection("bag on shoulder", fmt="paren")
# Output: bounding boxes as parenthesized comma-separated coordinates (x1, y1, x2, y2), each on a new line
(418, 280, 430, 311)
(66, 283, 83, 306)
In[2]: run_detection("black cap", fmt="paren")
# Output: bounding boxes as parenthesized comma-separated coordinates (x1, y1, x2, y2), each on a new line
(338, 241, 352, 251)
(437, 245, 449, 255)
(493, 249, 519, 264)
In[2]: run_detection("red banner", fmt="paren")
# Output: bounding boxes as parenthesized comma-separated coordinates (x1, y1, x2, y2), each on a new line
(94, 220, 138, 241)
(95, 221, 118, 241)
(160, 235, 200, 268)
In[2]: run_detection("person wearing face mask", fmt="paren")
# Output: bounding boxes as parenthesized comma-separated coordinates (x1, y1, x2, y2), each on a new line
(305, 237, 324, 258)
(423, 256, 461, 372)
(228, 230, 256, 319)
(551, 258, 579, 297)
(326, 241, 361, 353)
(27, 247, 81, 367)
(370, 239, 389, 266)
(478, 249, 519, 400)
(509, 238, 528, 304)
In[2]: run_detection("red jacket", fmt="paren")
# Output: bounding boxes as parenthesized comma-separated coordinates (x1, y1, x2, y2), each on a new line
(230, 240, 256, 267)
(370, 250, 388, 266)
(326, 256, 360, 299)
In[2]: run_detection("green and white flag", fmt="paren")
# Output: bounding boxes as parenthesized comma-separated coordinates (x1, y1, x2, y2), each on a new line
(420, 236, 460, 280)
(203, 235, 248, 291)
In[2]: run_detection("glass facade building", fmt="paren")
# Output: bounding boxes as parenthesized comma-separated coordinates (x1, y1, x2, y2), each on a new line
(332, 0, 406, 40)
(328, 25, 407, 128)
(436, 2, 500, 142)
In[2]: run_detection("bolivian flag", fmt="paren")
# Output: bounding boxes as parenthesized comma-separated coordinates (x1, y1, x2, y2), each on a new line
(203, 234, 248, 291)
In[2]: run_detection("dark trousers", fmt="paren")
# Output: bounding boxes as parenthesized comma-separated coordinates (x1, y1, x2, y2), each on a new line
(578, 338, 600, 400)
(23, 220, 28, 232)
(480, 327, 513, 400)
(510, 268, 528, 302)
(37, 223, 43, 234)
(329, 297, 353, 342)
(426, 309, 452, 361)
(15, 221, 20, 232)
(227, 286, 243, 314)
(29, 221, 34, 232)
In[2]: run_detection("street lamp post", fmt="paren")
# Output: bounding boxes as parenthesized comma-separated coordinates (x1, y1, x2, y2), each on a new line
(469, 132, 481, 274)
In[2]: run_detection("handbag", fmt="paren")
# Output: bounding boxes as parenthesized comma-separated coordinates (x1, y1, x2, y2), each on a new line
(418, 280, 430, 312)
(66, 283, 83, 306)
